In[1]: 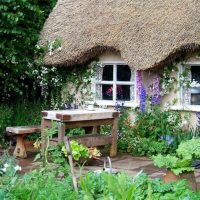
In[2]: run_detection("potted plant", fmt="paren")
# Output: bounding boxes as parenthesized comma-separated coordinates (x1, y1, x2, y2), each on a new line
(152, 138, 200, 190)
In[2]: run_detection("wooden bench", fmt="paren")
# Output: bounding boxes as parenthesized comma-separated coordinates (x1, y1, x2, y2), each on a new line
(6, 126, 41, 158)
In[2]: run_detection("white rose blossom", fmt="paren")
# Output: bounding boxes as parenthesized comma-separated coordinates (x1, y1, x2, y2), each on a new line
(2, 168, 7, 172)
(4, 163, 9, 168)
(14, 165, 22, 171)
(190, 80, 200, 88)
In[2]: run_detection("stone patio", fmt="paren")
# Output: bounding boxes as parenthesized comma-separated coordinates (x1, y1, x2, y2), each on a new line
(16, 151, 200, 189)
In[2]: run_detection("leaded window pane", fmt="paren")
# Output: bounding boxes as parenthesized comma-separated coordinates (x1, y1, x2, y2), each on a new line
(117, 65, 131, 81)
(102, 65, 113, 81)
(191, 66, 200, 105)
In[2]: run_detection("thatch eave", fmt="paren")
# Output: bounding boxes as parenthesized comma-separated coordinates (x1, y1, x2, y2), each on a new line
(40, 0, 200, 70)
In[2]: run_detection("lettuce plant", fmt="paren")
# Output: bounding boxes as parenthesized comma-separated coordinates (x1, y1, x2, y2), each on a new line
(152, 138, 200, 175)
(62, 140, 89, 161)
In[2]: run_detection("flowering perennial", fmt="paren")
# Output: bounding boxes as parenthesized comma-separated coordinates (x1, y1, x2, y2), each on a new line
(139, 85, 147, 112)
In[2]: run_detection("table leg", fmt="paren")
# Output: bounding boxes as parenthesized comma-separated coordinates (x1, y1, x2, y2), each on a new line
(58, 122, 65, 142)
(14, 134, 27, 158)
(110, 117, 118, 157)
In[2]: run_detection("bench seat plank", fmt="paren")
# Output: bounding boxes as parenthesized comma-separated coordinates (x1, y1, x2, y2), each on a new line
(6, 126, 41, 135)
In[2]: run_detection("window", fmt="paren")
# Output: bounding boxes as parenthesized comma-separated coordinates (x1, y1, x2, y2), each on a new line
(93, 62, 135, 106)
(180, 63, 200, 106)
(190, 66, 200, 105)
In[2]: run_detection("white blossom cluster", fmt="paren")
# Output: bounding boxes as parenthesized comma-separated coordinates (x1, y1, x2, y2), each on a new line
(48, 39, 62, 56)
(167, 113, 181, 128)
(160, 78, 176, 96)
(0, 163, 21, 174)
(32, 66, 62, 90)
(190, 79, 200, 88)
(179, 75, 191, 88)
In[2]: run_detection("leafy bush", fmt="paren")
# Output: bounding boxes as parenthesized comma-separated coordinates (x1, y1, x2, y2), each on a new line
(128, 137, 169, 156)
(152, 138, 200, 175)
(0, 0, 57, 100)
(117, 108, 174, 156)
(0, 105, 13, 146)
(133, 107, 182, 139)
(117, 107, 200, 156)
(79, 172, 200, 199)
(0, 152, 76, 200)
(7, 170, 76, 200)
(12, 101, 43, 126)
(176, 138, 200, 160)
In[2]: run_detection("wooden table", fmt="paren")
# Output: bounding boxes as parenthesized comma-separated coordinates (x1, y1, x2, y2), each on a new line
(41, 108, 119, 190)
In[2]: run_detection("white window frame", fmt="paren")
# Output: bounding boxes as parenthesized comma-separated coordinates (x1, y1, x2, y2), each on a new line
(91, 61, 137, 107)
(172, 61, 200, 112)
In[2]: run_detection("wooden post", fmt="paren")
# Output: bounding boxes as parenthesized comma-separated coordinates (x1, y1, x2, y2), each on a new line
(64, 136, 78, 191)
(110, 117, 118, 157)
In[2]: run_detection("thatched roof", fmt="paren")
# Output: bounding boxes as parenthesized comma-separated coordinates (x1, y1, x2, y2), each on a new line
(39, 0, 200, 70)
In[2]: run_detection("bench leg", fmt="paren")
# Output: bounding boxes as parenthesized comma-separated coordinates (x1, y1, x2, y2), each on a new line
(14, 134, 27, 158)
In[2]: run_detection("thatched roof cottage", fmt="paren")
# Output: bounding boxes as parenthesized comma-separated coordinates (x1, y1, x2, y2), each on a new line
(40, 0, 200, 126)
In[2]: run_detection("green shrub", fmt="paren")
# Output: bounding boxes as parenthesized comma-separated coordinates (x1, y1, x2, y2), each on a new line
(79, 172, 200, 199)
(128, 137, 169, 156)
(152, 138, 200, 175)
(0, 105, 13, 145)
(117, 107, 200, 157)
(0, 153, 76, 200)
(7, 170, 76, 200)
(0, 0, 57, 100)
(12, 101, 44, 126)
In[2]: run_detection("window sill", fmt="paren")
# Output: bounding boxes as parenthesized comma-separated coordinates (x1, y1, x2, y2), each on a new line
(170, 105, 200, 112)
(87, 100, 139, 108)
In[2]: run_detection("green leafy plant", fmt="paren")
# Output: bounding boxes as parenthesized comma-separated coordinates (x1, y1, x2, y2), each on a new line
(66, 128, 85, 137)
(117, 108, 182, 156)
(79, 172, 200, 199)
(62, 140, 89, 161)
(176, 138, 200, 160)
(0, 152, 21, 199)
(128, 137, 169, 156)
(152, 154, 193, 175)
(152, 138, 200, 175)
(7, 170, 76, 200)
(0, 105, 13, 146)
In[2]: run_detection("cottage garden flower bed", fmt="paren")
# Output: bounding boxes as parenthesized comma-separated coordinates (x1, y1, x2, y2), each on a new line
(1, 104, 200, 199)
(1, 58, 200, 199)
(2, 2, 200, 198)
(1, 63, 200, 199)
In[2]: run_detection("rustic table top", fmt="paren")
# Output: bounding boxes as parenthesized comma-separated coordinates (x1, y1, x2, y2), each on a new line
(42, 108, 119, 122)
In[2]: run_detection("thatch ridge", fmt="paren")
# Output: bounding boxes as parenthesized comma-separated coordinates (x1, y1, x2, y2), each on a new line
(40, 0, 200, 70)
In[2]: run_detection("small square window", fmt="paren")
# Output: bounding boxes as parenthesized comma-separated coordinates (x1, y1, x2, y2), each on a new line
(94, 63, 135, 104)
